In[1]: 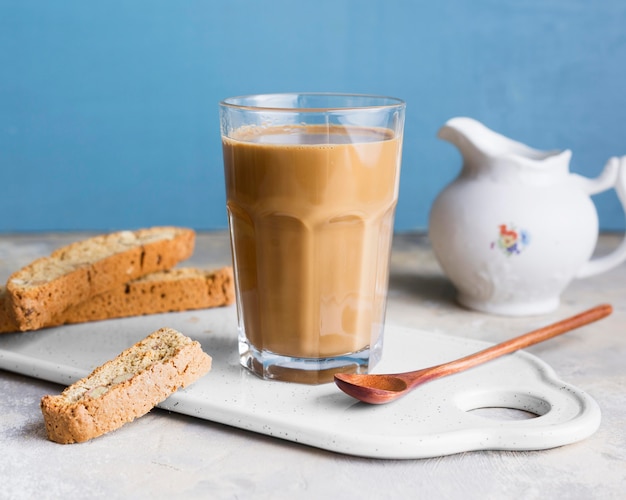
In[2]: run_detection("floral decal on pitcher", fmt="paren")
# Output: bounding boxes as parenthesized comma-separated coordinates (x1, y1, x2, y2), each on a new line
(492, 224, 530, 256)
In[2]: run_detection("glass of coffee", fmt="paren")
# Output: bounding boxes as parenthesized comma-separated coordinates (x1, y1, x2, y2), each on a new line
(220, 93, 405, 384)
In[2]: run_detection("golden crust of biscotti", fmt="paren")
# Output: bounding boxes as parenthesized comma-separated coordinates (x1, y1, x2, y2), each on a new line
(40, 327, 212, 444)
(6, 227, 195, 331)
(0, 287, 18, 333)
(50, 266, 235, 326)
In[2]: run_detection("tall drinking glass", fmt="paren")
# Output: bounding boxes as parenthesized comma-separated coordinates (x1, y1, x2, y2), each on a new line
(220, 93, 405, 383)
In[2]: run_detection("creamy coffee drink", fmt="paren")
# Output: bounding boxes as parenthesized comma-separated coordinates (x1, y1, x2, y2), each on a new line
(223, 124, 401, 360)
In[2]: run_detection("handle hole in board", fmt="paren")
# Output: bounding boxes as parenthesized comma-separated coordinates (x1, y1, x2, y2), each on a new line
(456, 390, 551, 421)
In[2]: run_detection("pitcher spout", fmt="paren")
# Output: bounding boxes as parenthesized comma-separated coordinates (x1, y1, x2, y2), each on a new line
(437, 117, 567, 172)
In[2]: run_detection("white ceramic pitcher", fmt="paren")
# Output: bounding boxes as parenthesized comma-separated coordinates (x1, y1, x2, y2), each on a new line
(429, 117, 626, 316)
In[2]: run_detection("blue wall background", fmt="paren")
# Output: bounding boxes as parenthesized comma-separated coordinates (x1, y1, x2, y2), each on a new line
(2, 0, 625, 233)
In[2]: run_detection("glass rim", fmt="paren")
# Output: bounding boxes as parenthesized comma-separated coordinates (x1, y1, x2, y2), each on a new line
(219, 92, 405, 112)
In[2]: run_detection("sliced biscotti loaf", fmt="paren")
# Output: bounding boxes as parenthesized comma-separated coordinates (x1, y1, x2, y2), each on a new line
(6, 227, 195, 331)
(48, 266, 235, 326)
(40, 327, 212, 444)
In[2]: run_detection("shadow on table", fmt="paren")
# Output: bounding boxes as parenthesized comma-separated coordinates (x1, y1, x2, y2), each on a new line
(389, 270, 457, 307)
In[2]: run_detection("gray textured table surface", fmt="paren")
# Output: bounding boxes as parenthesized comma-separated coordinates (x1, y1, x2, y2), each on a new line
(1, 231, 624, 499)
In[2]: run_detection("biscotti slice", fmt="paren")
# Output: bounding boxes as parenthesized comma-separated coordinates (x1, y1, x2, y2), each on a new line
(40, 327, 211, 444)
(6, 227, 195, 331)
(0, 267, 234, 333)
(48, 266, 235, 326)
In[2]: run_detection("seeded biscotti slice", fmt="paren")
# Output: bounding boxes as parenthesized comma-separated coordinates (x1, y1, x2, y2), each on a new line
(48, 266, 235, 326)
(0, 267, 233, 334)
(6, 227, 195, 331)
(40, 327, 212, 444)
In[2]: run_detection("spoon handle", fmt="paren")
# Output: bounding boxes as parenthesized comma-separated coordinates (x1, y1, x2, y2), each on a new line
(410, 304, 613, 386)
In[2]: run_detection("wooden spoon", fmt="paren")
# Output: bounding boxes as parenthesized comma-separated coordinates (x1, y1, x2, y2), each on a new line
(334, 304, 613, 405)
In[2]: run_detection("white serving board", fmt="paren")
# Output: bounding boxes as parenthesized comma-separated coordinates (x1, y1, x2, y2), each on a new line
(0, 307, 601, 459)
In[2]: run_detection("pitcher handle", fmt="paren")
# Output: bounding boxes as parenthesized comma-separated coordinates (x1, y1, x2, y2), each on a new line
(575, 156, 626, 278)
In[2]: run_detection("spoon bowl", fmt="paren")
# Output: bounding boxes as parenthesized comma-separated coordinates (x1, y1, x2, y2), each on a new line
(334, 304, 613, 405)
(334, 373, 410, 404)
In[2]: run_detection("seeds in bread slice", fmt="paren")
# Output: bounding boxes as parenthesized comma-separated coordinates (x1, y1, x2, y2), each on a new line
(40, 327, 212, 444)
(6, 227, 195, 331)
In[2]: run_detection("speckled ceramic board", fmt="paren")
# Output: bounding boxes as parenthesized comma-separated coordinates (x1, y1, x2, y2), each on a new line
(0, 307, 601, 459)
